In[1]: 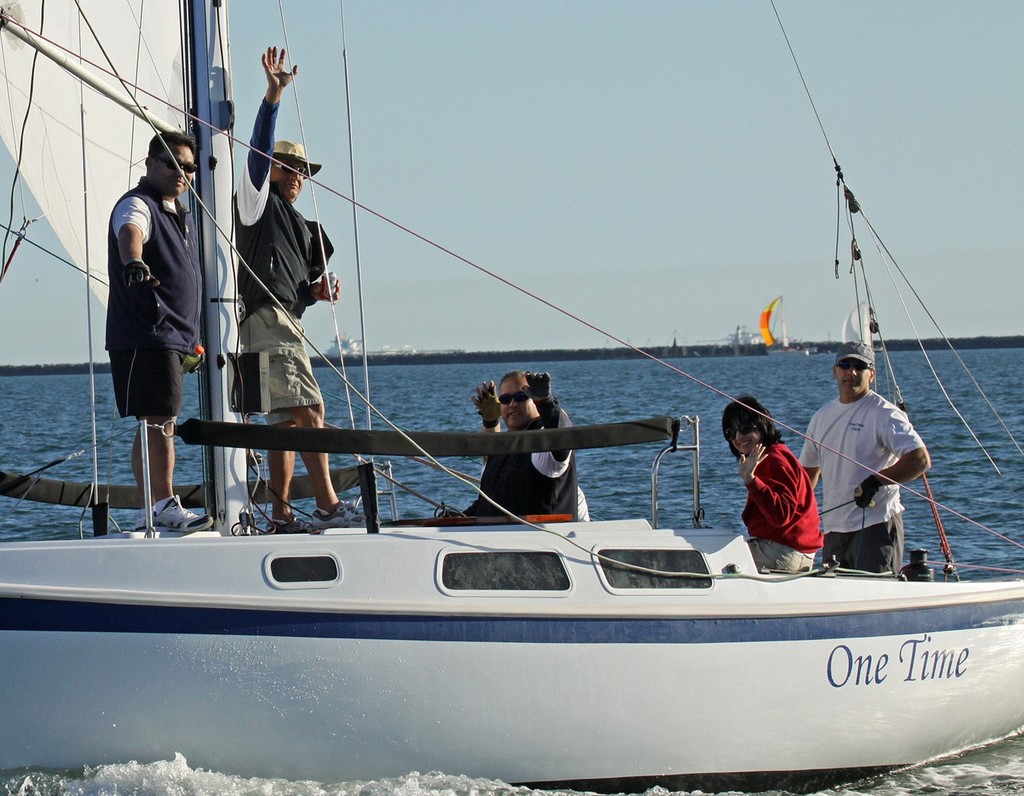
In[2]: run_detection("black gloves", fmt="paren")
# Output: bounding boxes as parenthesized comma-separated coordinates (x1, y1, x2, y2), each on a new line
(124, 258, 157, 287)
(525, 371, 551, 402)
(854, 474, 882, 508)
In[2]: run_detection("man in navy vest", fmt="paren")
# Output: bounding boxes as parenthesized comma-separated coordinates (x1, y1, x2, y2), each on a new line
(235, 46, 362, 534)
(466, 370, 589, 521)
(106, 130, 213, 533)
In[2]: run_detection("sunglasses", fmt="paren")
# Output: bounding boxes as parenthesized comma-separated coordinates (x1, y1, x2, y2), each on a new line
(724, 421, 758, 441)
(276, 161, 310, 177)
(836, 359, 872, 371)
(156, 154, 197, 174)
(498, 390, 530, 405)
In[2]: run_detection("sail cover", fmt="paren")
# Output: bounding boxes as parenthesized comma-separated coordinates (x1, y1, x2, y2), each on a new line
(759, 296, 781, 347)
(0, 0, 187, 305)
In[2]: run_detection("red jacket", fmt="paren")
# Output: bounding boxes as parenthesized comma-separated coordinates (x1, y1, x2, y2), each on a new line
(742, 443, 822, 554)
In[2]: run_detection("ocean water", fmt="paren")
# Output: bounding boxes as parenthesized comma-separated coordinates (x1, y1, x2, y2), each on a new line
(1, 348, 1023, 794)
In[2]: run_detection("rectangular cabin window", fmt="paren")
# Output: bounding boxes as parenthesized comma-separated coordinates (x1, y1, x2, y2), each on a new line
(598, 548, 712, 590)
(269, 555, 340, 584)
(441, 551, 570, 591)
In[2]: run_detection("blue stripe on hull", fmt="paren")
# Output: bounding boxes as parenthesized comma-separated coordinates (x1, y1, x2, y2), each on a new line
(2, 596, 1023, 642)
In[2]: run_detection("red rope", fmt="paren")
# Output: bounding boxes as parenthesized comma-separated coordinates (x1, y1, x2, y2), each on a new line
(0, 235, 24, 285)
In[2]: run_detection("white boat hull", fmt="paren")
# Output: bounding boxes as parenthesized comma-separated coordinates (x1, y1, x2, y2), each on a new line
(2, 523, 1023, 790)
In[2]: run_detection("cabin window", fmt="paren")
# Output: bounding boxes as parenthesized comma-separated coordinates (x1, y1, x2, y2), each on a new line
(598, 548, 712, 590)
(441, 551, 570, 591)
(268, 555, 340, 584)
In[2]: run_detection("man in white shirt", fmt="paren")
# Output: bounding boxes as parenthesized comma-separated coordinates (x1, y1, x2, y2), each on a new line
(800, 342, 930, 573)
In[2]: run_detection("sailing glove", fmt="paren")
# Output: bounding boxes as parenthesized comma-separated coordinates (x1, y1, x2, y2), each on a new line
(473, 384, 502, 426)
(526, 371, 551, 402)
(124, 258, 155, 287)
(854, 474, 882, 508)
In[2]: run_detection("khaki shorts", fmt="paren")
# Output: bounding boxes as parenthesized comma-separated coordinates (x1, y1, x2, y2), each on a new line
(240, 305, 323, 423)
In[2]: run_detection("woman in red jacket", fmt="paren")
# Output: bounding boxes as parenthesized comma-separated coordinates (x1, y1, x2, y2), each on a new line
(722, 396, 822, 572)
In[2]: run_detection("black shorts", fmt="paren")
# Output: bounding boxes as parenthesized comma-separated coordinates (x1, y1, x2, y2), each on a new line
(822, 514, 905, 574)
(110, 349, 185, 418)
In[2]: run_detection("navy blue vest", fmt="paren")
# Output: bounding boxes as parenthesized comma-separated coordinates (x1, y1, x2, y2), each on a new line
(105, 179, 202, 353)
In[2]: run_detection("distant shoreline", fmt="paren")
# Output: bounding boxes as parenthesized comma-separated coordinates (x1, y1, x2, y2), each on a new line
(2, 335, 1021, 377)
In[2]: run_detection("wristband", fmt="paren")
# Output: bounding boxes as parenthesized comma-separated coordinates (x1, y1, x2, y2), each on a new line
(482, 419, 499, 429)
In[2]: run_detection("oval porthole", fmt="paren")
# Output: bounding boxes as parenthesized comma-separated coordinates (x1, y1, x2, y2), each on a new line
(268, 555, 340, 585)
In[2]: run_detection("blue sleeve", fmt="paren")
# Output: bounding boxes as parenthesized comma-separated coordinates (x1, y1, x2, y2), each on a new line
(247, 99, 278, 188)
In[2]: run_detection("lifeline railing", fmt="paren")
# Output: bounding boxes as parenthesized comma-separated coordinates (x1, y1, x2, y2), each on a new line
(651, 415, 703, 529)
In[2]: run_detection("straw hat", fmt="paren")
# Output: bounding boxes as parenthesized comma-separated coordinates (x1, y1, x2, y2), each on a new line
(273, 140, 321, 176)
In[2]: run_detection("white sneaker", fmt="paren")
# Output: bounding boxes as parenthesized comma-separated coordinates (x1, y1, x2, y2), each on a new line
(135, 496, 213, 533)
(309, 500, 365, 531)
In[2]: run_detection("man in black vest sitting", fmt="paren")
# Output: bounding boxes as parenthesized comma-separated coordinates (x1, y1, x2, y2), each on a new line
(466, 370, 589, 521)
(235, 46, 361, 534)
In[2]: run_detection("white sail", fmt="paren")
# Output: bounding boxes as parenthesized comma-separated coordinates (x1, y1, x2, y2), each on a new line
(0, 0, 247, 528)
(0, 0, 187, 305)
(841, 301, 871, 345)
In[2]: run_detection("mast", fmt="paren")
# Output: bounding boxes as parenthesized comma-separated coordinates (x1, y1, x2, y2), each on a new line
(187, 0, 248, 532)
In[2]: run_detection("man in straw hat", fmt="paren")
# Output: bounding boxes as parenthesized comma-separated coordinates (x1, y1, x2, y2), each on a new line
(800, 341, 930, 573)
(235, 45, 362, 534)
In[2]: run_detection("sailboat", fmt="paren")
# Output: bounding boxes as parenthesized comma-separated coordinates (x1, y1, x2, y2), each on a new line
(760, 295, 812, 355)
(1, 2, 1023, 792)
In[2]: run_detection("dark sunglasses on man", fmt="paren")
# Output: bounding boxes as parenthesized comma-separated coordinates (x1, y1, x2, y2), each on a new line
(835, 359, 872, 372)
(156, 154, 197, 174)
(498, 390, 531, 405)
(276, 160, 310, 178)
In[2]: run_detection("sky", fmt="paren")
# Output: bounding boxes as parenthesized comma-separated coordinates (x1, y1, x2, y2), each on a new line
(0, 0, 1021, 365)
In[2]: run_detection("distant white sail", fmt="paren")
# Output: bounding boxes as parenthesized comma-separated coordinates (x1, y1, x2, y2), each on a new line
(0, 0, 187, 305)
(841, 301, 871, 345)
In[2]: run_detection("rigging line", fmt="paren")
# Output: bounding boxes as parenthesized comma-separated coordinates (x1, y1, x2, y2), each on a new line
(0, 216, 29, 283)
(857, 209, 1024, 462)
(123, 0, 146, 191)
(954, 562, 1024, 577)
(275, 2, 361, 432)
(0, 30, 31, 253)
(833, 144, 1014, 469)
(855, 209, 1005, 472)
(847, 232, 969, 568)
(771, 1, 1015, 474)
(339, 0, 372, 431)
(769, 0, 840, 170)
(74, 13, 103, 536)
(0, 3, 44, 278)
(0, 219, 103, 282)
(69, 0, 176, 132)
